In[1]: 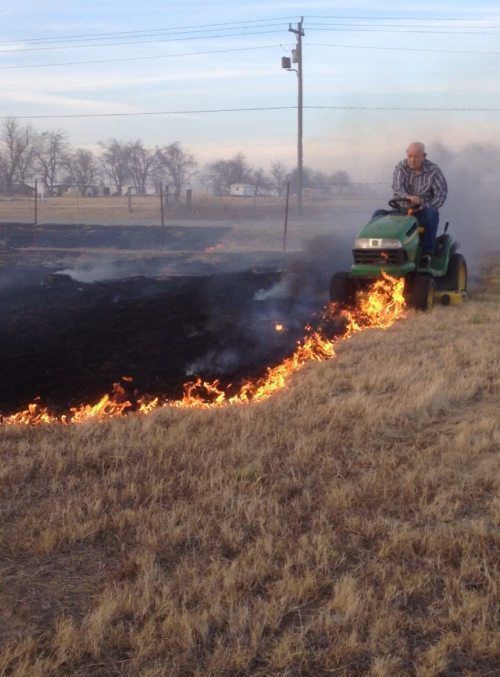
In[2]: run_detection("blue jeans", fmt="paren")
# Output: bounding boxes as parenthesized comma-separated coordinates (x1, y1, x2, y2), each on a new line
(371, 206, 439, 254)
(417, 207, 439, 254)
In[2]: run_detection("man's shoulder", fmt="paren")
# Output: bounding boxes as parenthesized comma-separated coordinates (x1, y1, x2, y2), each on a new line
(424, 159, 444, 174)
(395, 159, 408, 172)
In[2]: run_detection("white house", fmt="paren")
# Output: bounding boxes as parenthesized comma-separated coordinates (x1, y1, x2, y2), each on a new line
(230, 183, 255, 197)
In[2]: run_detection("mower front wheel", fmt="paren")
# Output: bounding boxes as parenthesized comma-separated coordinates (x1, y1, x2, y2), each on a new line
(410, 275, 436, 311)
(329, 272, 356, 305)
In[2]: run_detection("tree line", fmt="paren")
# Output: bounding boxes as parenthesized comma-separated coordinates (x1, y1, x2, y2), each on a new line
(0, 118, 351, 198)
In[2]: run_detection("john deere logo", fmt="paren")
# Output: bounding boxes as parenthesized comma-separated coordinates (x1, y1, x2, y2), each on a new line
(370, 239, 381, 248)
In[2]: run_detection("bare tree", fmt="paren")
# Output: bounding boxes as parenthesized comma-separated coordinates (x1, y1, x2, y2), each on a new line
(125, 141, 158, 195)
(35, 129, 68, 196)
(204, 153, 252, 195)
(311, 169, 332, 191)
(251, 167, 270, 196)
(99, 139, 131, 196)
(156, 142, 196, 201)
(270, 161, 288, 196)
(330, 170, 351, 193)
(287, 166, 314, 195)
(65, 148, 100, 196)
(0, 118, 39, 194)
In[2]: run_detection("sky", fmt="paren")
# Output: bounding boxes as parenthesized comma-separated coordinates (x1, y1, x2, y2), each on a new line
(1, 1, 500, 180)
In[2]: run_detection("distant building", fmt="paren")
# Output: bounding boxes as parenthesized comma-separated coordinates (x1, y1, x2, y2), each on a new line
(49, 184, 71, 197)
(65, 183, 111, 197)
(303, 187, 332, 200)
(230, 183, 255, 197)
(11, 183, 36, 197)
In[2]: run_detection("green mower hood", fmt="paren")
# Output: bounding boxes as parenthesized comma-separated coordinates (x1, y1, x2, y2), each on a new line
(357, 213, 417, 241)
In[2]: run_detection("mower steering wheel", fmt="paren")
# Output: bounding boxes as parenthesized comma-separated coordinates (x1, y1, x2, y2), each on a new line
(388, 197, 414, 211)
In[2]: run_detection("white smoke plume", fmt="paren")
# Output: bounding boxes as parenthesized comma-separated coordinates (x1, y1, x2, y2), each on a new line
(430, 142, 500, 274)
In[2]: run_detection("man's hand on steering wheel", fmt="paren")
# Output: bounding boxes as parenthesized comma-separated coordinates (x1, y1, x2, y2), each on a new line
(407, 195, 423, 206)
(388, 196, 423, 212)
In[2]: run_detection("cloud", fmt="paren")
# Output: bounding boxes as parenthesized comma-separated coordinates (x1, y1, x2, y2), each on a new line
(0, 90, 138, 112)
(247, 0, 500, 13)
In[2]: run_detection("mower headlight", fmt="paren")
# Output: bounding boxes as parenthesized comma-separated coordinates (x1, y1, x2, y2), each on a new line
(380, 238, 403, 249)
(354, 238, 402, 249)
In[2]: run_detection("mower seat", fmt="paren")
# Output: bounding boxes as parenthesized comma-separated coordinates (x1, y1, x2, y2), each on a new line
(434, 233, 449, 256)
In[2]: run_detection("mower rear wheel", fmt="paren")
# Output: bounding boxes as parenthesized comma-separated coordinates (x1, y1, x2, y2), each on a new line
(444, 253, 467, 292)
(329, 272, 356, 304)
(410, 275, 436, 311)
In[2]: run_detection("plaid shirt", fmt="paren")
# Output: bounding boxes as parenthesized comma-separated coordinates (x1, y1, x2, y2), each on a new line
(392, 159, 448, 209)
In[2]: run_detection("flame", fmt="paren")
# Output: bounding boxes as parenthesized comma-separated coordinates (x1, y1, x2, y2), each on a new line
(1, 274, 406, 425)
(205, 243, 224, 253)
(275, 323, 284, 332)
(343, 272, 407, 335)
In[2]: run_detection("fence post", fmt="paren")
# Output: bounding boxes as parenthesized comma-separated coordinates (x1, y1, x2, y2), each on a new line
(33, 179, 38, 246)
(159, 183, 165, 248)
(283, 181, 290, 252)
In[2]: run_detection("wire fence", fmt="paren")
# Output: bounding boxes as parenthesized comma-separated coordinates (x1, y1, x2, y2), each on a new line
(0, 191, 390, 227)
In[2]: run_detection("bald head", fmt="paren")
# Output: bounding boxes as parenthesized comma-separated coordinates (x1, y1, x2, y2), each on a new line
(406, 142, 426, 171)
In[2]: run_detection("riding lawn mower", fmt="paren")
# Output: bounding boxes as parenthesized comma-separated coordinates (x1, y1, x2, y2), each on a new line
(330, 198, 467, 311)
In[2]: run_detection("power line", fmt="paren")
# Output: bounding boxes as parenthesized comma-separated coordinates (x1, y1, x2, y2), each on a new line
(307, 26, 500, 35)
(0, 44, 285, 71)
(308, 105, 500, 111)
(0, 39, 494, 75)
(5, 19, 500, 54)
(0, 16, 297, 46)
(4, 105, 500, 121)
(307, 20, 500, 30)
(308, 41, 500, 56)
(6, 25, 285, 47)
(305, 14, 500, 23)
(0, 28, 286, 53)
(1, 39, 495, 75)
(4, 14, 496, 47)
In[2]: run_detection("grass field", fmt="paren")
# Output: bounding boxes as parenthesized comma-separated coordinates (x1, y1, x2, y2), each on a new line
(0, 194, 370, 228)
(0, 266, 499, 675)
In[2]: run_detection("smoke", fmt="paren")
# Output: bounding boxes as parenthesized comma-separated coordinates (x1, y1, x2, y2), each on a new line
(56, 251, 289, 283)
(254, 279, 288, 300)
(57, 261, 125, 283)
(183, 230, 355, 379)
(431, 142, 500, 275)
(186, 349, 241, 376)
(254, 231, 352, 302)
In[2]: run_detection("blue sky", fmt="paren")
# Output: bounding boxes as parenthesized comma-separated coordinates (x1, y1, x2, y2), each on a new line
(1, 1, 500, 179)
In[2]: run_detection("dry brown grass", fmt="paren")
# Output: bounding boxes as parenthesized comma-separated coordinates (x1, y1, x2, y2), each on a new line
(0, 194, 362, 227)
(1, 267, 499, 676)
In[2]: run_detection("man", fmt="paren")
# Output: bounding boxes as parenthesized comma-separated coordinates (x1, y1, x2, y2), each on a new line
(392, 142, 448, 259)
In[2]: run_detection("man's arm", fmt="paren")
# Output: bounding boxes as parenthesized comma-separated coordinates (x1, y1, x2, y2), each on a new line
(428, 167, 448, 209)
(392, 162, 409, 198)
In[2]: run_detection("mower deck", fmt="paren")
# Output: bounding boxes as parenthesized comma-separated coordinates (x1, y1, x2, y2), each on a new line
(434, 290, 467, 306)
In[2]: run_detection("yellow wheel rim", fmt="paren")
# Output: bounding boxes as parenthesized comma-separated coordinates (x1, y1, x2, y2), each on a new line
(427, 284, 435, 309)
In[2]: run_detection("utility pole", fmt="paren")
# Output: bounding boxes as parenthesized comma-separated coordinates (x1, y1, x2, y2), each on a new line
(285, 17, 305, 215)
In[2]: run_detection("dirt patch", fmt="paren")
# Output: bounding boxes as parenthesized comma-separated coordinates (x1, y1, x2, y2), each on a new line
(0, 222, 231, 251)
(0, 222, 336, 416)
